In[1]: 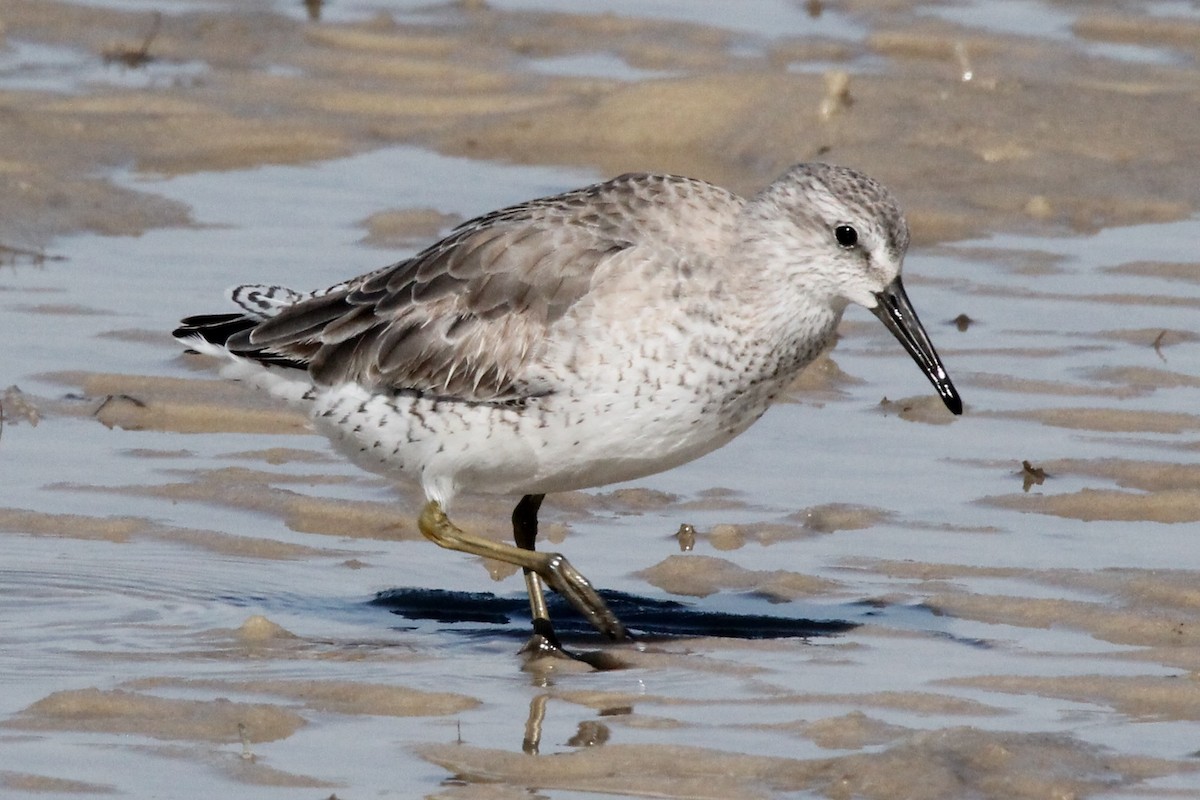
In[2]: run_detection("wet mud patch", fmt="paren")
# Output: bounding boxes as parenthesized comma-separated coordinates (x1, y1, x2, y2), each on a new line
(994, 406, 1200, 435)
(876, 393, 961, 424)
(1, 0, 1200, 249)
(782, 352, 862, 403)
(179, 615, 429, 665)
(0, 771, 116, 795)
(946, 673, 1200, 723)
(358, 206, 462, 249)
(1075, 11, 1200, 52)
(787, 503, 892, 535)
(1008, 457, 1200, 492)
(925, 591, 1199, 649)
(554, 686, 1006, 720)
(129, 742, 340, 791)
(42, 369, 309, 435)
(212, 758, 338, 790)
(1097, 327, 1199, 351)
(637, 554, 843, 601)
(128, 677, 480, 718)
(0, 506, 339, 559)
(963, 370, 1152, 399)
(862, 560, 1200, 653)
(980, 456, 1200, 523)
(985, 487, 1200, 523)
(4, 688, 305, 743)
(62, 467, 422, 542)
(219, 446, 342, 466)
(420, 728, 1180, 800)
(1088, 365, 1200, 391)
(780, 710, 911, 750)
(1106, 260, 1200, 284)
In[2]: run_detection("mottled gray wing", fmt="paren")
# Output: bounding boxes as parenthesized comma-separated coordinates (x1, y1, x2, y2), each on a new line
(245, 192, 637, 401)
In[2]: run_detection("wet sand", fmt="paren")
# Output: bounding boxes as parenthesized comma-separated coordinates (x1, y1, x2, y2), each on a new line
(3, 1, 1200, 797)
(2, 0, 1200, 252)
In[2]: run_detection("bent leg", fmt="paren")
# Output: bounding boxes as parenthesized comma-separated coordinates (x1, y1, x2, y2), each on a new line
(417, 499, 627, 640)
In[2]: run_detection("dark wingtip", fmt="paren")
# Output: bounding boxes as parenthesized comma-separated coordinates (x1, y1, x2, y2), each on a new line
(171, 313, 310, 370)
(172, 313, 249, 344)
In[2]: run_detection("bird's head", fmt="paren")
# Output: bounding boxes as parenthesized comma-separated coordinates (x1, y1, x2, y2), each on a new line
(746, 163, 962, 415)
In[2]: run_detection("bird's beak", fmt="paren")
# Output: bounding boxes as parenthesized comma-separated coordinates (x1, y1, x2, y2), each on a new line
(870, 277, 962, 415)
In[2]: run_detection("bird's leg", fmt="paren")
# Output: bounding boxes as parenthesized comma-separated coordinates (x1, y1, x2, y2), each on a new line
(417, 499, 627, 640)
(511, 494, 564, 654)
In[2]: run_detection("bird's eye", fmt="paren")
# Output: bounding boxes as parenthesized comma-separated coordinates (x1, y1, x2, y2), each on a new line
(834, 224, 858, 248)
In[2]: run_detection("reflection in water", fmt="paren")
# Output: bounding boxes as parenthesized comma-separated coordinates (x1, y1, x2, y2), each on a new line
(675, 523, 696, 552)
(523, 693, 548, 755)
(521, 692, 613, 755)
(567, 719, 611, 748)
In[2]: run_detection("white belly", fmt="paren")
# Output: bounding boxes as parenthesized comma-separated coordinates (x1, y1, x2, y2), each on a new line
(310, 368, 781, 507)
(307, 299, 835, 507)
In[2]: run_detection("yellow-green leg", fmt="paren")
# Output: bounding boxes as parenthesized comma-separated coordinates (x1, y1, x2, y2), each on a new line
(417, 498, 627, 642)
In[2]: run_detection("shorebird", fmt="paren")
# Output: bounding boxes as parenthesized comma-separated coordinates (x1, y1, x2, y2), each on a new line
(174, 162, 962, 653)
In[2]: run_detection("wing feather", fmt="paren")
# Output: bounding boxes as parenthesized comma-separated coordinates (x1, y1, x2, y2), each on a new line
(218, 173, 742, 402)
(248, 191, 640, 401)
(178, 172, 743, 402)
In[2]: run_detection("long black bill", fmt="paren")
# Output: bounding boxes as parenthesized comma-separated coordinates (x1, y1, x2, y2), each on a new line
(870, 277, 963, 415)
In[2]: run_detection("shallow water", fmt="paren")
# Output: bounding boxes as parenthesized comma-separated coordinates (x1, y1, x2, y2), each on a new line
(4, 1, 1200, 798)
(3, 139, 1200, 797)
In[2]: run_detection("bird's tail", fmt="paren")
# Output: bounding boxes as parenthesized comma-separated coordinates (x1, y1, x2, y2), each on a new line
(173, 284, 317, 408)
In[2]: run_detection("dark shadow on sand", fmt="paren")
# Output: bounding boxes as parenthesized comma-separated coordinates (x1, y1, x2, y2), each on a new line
(371, 587, 858, 640)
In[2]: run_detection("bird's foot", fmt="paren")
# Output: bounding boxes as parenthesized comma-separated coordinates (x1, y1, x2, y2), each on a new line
(519, 621, 628, 672)
(519, 619, 575, 661)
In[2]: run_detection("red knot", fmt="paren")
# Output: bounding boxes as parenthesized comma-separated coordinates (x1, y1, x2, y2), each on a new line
(175, 163, 962, 655)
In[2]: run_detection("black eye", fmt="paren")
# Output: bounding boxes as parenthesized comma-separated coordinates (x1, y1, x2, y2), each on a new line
(834, 224, 858, 248)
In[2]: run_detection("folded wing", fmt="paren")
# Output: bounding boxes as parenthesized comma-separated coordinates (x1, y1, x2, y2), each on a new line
(239, 194, 635, 402)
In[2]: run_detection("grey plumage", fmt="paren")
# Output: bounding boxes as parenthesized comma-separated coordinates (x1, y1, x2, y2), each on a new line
(243, 172, 736, 401)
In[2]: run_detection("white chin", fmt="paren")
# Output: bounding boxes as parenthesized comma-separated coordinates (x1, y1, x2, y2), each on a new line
(846, 288, 878, 309)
